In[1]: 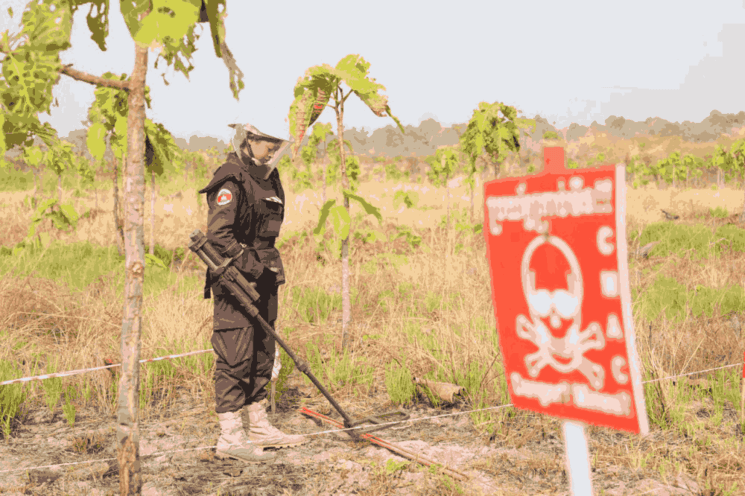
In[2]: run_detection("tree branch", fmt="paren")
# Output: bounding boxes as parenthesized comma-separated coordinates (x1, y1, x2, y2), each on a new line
(61, 64, 130, 91)
(0, 41, 131, 91)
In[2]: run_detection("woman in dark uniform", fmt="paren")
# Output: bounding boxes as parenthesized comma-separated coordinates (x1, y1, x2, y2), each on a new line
(199, 123, 306, 463)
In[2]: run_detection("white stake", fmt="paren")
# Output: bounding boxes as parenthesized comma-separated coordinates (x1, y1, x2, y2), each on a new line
(562, 420, 593, 496)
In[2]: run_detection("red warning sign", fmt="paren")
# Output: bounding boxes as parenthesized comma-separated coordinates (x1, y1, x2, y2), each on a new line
(484, 147, 649, 434)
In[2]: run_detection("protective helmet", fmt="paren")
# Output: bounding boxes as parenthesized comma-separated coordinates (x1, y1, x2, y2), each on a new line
(228, 123, 293, 178)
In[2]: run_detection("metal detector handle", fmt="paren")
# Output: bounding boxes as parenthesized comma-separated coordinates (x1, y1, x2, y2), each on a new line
(188, 229, 358, 431)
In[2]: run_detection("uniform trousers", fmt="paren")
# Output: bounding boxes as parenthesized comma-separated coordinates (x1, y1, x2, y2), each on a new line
(211, 286, 278, 414)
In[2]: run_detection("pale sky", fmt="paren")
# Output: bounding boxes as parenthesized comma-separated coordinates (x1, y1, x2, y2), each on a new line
(2, 0, 745, 143)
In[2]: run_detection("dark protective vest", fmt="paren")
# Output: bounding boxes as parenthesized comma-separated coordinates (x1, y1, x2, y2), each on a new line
(198, 153, 286, 329)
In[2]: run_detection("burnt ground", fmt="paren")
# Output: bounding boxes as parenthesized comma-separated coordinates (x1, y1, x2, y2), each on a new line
(0, 373, 703, 496)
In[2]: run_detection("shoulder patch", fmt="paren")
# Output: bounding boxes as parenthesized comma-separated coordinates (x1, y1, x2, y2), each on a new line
(216, 188, 233, 206)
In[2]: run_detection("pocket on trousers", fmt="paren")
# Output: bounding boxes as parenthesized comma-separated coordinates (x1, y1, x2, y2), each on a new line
(266, 289, 279, 323)
(211, 328, 253, 368)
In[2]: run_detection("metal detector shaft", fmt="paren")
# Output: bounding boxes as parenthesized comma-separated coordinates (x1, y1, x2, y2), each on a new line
(188, 229, 357, 431)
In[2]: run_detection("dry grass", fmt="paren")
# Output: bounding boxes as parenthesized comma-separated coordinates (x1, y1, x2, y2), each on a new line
(1, 172, 745, 494)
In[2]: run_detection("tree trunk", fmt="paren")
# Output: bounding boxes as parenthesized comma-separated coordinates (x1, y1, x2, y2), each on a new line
(57, 175, 62, 205)
(443, 154, 450, 229)
(322, 157, 327, 205)
(741, 175, 745, 223)
(149, 168, 155, 256)
(470, 179, 474, 225)
(113, 157, 125, 257)
(672, 164, 676, 189)
(335, 93, 351, 352)
(117, 42, 148, 496)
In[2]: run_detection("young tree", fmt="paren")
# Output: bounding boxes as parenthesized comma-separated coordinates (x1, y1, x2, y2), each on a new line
(21, 145, 45, 205)
(460, 102, 524, 222)
(1, 2, 245, 492)
(143, 119, 180, 255)
(681, 153, 702, 189)
(47, 139, 75, 205)
(459, 101, 521, 180)
(730, 140, 745, 221)
(75, 151, 99, 209)
(426, 148, 458, 228)
(712, 144, 730, 189)
(326, 136, 355, 191)
(86, 73, 141, 256)
(289, 54, 404, 351)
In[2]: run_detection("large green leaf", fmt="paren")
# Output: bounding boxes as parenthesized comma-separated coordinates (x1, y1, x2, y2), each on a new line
(59, 202, 79, 227)
(22, 0, 73, 52)
(314, 199, 336, 237)
(37, 231, 51, 249)
(23, 146, 43, 168)
(204, 0, 226, 56)
(329, 205, 351, 240)
(2, 49, 60, 117)
(119, 0, 151, 41)
(343, 190, 382, 224)
(289, 69, 335, 159)
(334, 54, 405, 135)
(87, 122, 107, 161)
(354, 228, 387, 244)
(134, 0, 200, 46)
(49, 211, 72, 231)
(145, 253, 169, 270)
(89, 73, 129, 127)
(32, 198, 58, 223)
(81, 0, 111, 51)
(144, 119, 179, 176)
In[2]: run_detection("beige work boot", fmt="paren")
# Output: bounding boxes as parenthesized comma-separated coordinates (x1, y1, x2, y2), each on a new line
(215, 410, 276, 463)
(246, 399, 308, 448)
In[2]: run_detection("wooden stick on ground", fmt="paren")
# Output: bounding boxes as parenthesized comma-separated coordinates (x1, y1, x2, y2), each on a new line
(300, 407, 469, 482)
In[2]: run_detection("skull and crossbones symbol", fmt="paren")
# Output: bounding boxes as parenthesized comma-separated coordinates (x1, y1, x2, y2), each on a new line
(515, 234, 606, 390)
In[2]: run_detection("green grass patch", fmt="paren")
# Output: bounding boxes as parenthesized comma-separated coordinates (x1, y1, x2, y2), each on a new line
(376, 289, 396, 313)
(0, 240, 202, 298)
(634, 275, 745, 323)
(290, 286, 343, 325)
(628, 222, 745, 260)
(384, 360, 416, 406)
(710, 206, 729, 218)
(643, 364, 740, 434)
(301, 336, 374, 394)
(0, 357, 28, 439)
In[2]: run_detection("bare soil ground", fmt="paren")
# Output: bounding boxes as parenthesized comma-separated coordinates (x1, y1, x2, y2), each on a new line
(0, 372, 703, 496)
